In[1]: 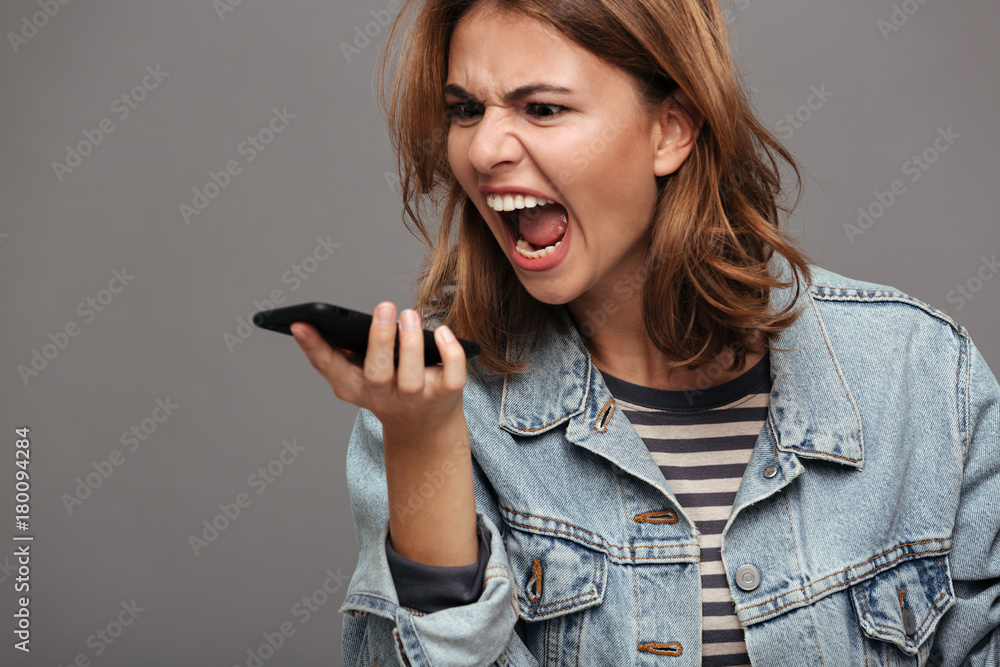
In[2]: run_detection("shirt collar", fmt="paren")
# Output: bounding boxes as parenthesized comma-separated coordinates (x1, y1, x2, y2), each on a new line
(497, 253, 865, 469)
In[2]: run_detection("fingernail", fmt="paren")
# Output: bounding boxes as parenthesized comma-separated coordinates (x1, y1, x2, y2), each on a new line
(438, 325, 455, 343)
(375, 303, 394, 324)
(401, 309, 418, 331)
(292, 325, 306, 340)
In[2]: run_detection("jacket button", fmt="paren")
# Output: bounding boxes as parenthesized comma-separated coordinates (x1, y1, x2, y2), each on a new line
(902, 608, 917, 636)
(735, 564, 761, 591)
(763, 465, 778, 478)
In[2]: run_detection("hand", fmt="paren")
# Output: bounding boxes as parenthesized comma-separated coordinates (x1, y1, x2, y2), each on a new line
(290, 301, 468, 434)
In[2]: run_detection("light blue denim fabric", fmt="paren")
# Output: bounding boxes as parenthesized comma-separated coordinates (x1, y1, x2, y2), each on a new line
(339, 254, 1000, 666)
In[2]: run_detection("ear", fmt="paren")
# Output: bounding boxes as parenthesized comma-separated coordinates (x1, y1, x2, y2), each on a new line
(651, 89, 704, 178)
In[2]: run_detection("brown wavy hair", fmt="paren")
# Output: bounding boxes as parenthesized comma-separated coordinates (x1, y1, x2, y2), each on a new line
(376, 0, 813, 379)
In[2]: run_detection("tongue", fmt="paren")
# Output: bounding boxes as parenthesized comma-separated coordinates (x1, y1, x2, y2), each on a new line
(518, 204, 568, 248)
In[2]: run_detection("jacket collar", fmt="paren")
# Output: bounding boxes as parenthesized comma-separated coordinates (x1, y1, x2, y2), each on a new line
(497, 254, 865, 469)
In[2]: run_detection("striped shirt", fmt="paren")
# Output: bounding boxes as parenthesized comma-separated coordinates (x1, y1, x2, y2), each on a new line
(597, 351, 771, 667)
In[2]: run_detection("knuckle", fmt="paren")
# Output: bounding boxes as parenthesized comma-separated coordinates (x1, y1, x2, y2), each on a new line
(443, 377, 467, 393)
(374, 320, 398, 337)
(441, 353, 466, 370)
(363, 365, 389, 384)
(441, 345, 465, 361)
(396, 380, 423, 396)
(400, 335, 422, 352)
(367, 349, 396, 374)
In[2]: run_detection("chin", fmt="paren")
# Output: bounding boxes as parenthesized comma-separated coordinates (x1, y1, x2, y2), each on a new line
(519, 281, 576, 307)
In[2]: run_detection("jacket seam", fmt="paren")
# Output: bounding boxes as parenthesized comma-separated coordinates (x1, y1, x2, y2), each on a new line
(860, 554, 949, 643)
(782, 493, 824, 664)
(922, 557, 951, 639)
(631, 551, 640, 667)
(410, 621, 430, 665)
(501, 366, 591, 432)
(809, 285, 959, 327)
(807, 294, 864, 461)
(485, 565, 519, 615)
(520, 553, 603, 613)
(767, 410, 779, 457)
(502, 508, 697, 556)
(740, 544, 951, 622)
(739, 536, 952, 612)
(343, 591, 396, 608)
(575, 595, 584, 667)
(543, 613, 551, 665)
(960, 328, 971, 458)
(779, 445, 861, 464)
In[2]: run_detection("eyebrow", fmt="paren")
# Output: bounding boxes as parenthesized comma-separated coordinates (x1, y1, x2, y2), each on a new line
(443, 83, 573, 104)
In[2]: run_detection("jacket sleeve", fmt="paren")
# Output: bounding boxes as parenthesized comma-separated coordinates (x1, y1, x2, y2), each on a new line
(339, 407, 538, 667)
(931, 332, 1000, 666)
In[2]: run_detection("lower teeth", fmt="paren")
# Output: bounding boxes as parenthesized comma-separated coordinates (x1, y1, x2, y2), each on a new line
(515, 238, 561, 259)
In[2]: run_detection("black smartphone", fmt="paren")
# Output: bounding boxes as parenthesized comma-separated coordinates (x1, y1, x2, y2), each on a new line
(251, 302, 480, 367)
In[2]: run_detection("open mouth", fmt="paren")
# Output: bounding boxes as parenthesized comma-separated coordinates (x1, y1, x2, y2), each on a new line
(493, 198, 569, 260)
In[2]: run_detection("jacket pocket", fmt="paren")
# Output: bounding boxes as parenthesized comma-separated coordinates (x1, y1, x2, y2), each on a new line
(501, 521, 609, 621)
(849, 553, 955, 658)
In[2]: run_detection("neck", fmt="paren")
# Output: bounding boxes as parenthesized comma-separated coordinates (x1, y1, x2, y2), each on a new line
(564, 297, 764, 392)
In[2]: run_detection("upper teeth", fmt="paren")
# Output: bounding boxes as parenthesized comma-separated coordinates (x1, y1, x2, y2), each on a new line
(487, 193, 555, 212)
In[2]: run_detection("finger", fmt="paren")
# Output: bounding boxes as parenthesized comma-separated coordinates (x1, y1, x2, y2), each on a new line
(435, 325, 468, 393)
(364, 302, 398, 388)
(290, 322, 363, 400)
(396, 308, 425, 395)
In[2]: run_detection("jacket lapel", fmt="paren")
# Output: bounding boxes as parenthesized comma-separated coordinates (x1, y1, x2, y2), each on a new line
(496, 253, 866, 504)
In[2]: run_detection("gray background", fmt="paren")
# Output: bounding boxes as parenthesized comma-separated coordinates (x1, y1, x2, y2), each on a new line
(1, 0, 997, 665)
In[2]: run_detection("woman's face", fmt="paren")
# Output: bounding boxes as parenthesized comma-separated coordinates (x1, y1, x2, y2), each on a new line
(445, 5, 695, 307)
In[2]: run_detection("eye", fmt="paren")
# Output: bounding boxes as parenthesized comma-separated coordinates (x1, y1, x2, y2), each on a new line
(526, 103, 567, 119)
(446, 101, 483, 122)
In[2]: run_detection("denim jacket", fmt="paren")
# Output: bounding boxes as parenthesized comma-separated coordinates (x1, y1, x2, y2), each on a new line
(339, 256, 1000, 666)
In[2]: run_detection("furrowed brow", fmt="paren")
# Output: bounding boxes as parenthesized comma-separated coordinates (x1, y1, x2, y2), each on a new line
(443, 83, 572, 104)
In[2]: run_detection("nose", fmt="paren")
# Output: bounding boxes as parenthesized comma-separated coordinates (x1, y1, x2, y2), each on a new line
(466, 107, 523, 174)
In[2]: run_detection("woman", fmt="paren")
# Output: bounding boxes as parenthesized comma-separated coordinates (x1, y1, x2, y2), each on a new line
(292, 0, 1000, 664)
